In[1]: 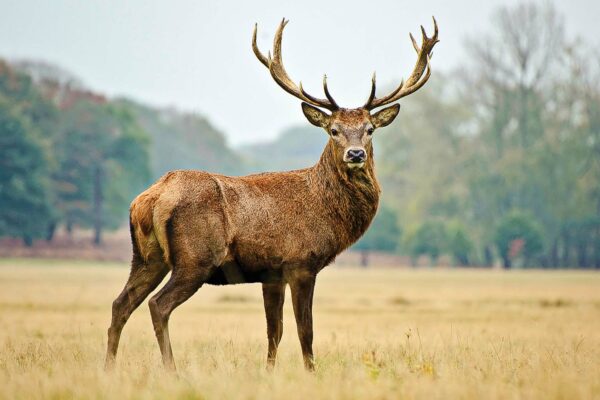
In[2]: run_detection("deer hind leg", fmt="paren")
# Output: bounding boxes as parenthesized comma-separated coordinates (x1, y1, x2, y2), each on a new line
(105, 254, 169, 370)
(148, 265, 213, 371)
(262, 282, 286, 368)
(290, 273, 316, 371)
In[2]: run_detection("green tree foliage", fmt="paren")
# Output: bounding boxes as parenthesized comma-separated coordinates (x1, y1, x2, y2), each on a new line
(0, 59, 244, 246)
(374, 2, 600, 268)
(0, 2, 598, 266)
(0, 61, 59, 129)
(458, 2, 599, 268)
(353, 204, 401, 266)
(0, 60, 151, 245)
(0, 61, 58, 244)
(446, 221, 474, 266)
(0, 99, 53, 244)
(405, 221, 448, 266)
(494, 211, 543, 268)
(377, 77, 469, 228)
(53, 95, 150, 244)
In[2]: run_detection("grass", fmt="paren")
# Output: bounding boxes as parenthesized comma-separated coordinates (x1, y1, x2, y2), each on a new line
(0, 258, 599, 399)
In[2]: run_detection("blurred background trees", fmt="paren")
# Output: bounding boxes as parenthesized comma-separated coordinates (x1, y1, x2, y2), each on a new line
(354, 204, 401, 267)
(0, 97, 53, 245)
(0, 2, 598, 268)
(372, 1, 600, 268)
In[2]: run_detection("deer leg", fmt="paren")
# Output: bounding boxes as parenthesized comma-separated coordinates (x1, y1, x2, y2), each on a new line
(290, 274, 316, 371)
(105, 258, 169, 370)
(262, 282, 286, 368)
(148, 268, 210, 371)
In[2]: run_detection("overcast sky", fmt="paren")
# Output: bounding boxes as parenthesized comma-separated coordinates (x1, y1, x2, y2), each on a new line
(1, 0, 598, 145)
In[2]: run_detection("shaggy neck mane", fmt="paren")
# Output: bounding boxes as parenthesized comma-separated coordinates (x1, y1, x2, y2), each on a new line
(309, 139, 381, 250)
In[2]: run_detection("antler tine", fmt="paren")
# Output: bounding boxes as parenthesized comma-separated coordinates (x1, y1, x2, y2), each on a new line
(271, 18, 289, 66)
(409, 32, 419, 53)
(420, 25, 428, 40)
(323, 75, 339, 109)
(252, 19, 338, 111)
(364, 17, 439, 110)
(397, 57, 431, 98)
(252, 23, 269, 68)
(301, 75, 340, 109)
(300, 81, 329, 106)
(363, 72, 377, 107)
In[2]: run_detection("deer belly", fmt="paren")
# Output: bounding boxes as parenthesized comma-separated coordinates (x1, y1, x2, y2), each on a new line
(226, 234, 337, 277)
(206, 261, 283, 285)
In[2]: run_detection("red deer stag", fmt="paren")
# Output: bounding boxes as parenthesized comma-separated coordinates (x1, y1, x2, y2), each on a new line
(105, 18, 439, 371)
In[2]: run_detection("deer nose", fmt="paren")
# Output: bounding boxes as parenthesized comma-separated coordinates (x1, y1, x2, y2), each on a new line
(346, 148, 366, 163)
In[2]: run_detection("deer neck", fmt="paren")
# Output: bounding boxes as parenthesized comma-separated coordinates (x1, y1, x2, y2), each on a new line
(311, 140, 381, 247)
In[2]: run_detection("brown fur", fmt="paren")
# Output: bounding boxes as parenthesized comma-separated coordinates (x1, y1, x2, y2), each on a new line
(104, 109, 387, 372)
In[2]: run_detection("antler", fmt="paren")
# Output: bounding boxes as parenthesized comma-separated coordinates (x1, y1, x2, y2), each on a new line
(364, 17, 439, 110)
(253, 19, 339, 111)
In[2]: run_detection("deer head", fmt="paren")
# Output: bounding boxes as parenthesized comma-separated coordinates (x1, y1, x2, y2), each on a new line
(253, 18, 439, 170)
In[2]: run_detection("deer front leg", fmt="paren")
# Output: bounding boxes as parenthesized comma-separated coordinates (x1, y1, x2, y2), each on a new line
(262, 282, 286, 368)
(290, 274, 316, 371)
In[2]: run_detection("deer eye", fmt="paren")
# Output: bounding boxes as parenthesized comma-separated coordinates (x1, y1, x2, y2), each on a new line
(367, 127, 374, 135)
(330, 128, 339, 136)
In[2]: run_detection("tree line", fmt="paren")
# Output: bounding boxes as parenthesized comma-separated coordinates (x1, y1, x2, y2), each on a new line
(0, 59, 245, 246)
(0, 2, 598, 268)
(369, 2, 600, 268)
(0, 61, 151, 245)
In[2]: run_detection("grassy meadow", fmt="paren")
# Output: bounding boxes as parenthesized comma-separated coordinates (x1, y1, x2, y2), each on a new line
(0, 258, 599, 399)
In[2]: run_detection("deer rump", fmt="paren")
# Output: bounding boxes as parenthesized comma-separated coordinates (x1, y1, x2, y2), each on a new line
(129, 170, 345, 286)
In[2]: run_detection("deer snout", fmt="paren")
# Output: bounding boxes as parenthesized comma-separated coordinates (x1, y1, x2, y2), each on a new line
(345, 148, 367, 164)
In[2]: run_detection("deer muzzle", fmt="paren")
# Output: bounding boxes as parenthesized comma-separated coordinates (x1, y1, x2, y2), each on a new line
(344, 147, 367, 168)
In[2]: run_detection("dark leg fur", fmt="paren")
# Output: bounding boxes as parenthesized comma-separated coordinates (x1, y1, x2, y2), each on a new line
(148, 267, 213, 371)
(105, 253, 169, 370)
(262, 283, 286, 368)
(290, 274, 316, 371)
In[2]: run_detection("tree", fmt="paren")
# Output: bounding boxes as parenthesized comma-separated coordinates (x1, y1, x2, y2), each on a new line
(446, 221, 474, 266)
(494, 211, 543, 268)
(464, 2, 564, 149)
(406, 221, 447, 266)
(0, 61, 59, 244)
(0, 99, 53, 245)
(54, 96, 151, 245)
(353, 204, 401, 267)
(560, 47, 600, 268)
(459, 2, 585, 267)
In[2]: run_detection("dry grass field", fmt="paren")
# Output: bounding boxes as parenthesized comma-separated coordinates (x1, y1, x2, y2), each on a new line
(0, 258, 599, 399)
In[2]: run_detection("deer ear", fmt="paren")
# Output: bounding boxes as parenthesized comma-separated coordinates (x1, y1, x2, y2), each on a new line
(371, 104, 400, 128)
(302, 103, 330, 128)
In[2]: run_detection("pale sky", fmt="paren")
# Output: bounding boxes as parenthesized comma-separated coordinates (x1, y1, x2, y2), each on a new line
(1, 0, 598, 145)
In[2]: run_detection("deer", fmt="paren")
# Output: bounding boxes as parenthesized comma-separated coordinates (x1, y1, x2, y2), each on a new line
(104, 17, 439, 372)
